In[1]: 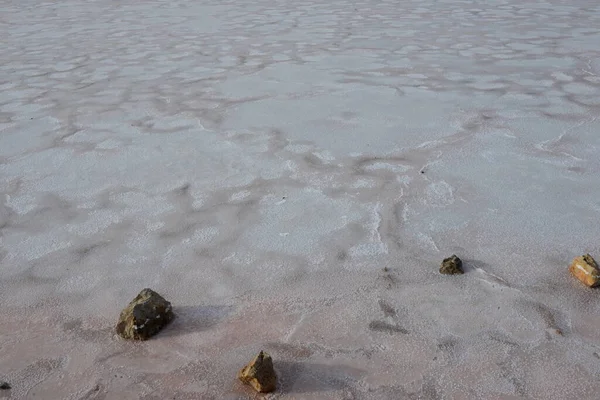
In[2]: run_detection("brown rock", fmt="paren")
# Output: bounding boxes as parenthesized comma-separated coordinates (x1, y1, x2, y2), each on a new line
(440, 255, 464, 275)
(115, 288, 174, 340)
(238, 351, 277, 393)
(569, 254, 600, 287)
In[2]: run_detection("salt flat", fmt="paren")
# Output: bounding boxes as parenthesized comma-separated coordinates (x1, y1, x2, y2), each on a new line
(1, 0, 600, 398)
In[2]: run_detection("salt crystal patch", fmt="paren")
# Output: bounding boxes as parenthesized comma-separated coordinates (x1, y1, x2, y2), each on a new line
(192, 227, 219, 244)
(96, 139, 122, 150)
(349, 242, 388, 257)
(425, 181, 455, 207)
(364, 162, 411, 173)
(230, 190, 251, 202)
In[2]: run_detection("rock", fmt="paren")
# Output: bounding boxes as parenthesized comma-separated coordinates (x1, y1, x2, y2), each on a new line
(0, 381, 10, 390)
(115, 288, 174, 340)
(569, 254, 600, 287)
(238, 351, 277, 393)
(440, 255, 464, 275)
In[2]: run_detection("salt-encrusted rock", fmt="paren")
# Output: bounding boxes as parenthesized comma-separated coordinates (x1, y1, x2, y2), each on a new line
(238, 351, 277, 393)
(440, 255, 464, 275)
(115, 288, 174, 340)
(569, 254, 600, 287)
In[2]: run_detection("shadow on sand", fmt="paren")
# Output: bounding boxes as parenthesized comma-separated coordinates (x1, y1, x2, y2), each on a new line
(275, 360, 365, 394)
(158, 305, 234, 338)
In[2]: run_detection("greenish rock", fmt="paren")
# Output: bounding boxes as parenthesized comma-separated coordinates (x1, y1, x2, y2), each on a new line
(440, 255, 464, 275)
(115, 288, 174, 340)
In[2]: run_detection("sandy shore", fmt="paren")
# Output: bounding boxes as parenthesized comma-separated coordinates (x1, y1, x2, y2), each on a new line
(1, 0, 600, 398)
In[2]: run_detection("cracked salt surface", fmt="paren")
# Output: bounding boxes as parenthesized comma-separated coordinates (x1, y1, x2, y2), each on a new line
(1, 0, 600, 398)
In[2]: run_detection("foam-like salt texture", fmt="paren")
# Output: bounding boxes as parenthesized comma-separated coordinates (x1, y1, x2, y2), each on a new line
(1, 0, 600, 399)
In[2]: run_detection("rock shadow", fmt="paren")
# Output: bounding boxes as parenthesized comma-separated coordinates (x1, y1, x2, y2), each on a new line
(461, 258, 494, 273)
(158, 305, 233, 338)
(276, 360, 365, 394)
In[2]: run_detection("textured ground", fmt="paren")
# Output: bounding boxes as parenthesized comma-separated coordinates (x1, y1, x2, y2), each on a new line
(1, 0, 600, 399)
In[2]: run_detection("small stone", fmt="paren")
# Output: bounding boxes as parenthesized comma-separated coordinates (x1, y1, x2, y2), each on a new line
(440, 255, 464, 275)
(238, 351, 277, 393)
(115, 288, 174, 340)
(0, 382, 10, 390)
(569, 254, 600, 287)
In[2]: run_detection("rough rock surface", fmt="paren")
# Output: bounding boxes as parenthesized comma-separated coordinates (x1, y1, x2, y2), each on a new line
(115, 288, 174, 340)
(238, 351, 277, 393)
(569, 254, 600, 287)
(440, 255, 464, 275)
